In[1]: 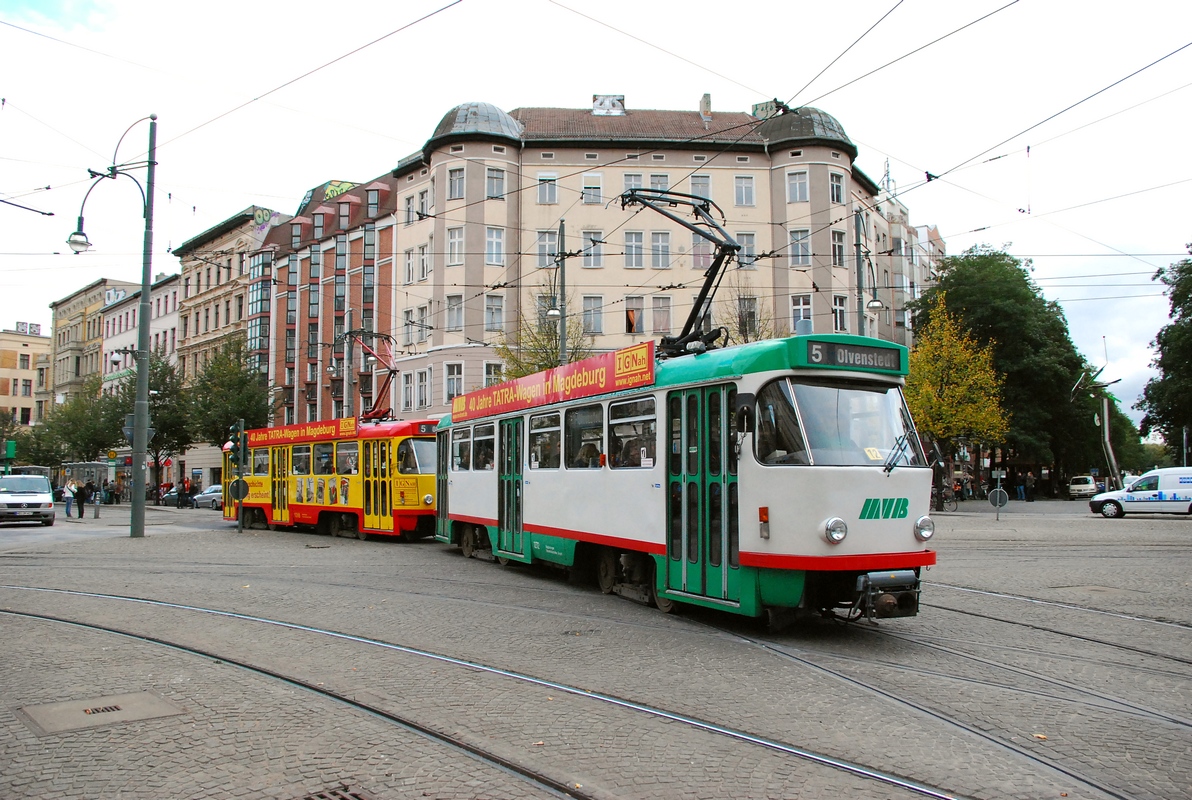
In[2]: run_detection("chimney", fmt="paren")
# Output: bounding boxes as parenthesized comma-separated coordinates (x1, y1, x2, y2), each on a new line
(699, 93, 712, 121)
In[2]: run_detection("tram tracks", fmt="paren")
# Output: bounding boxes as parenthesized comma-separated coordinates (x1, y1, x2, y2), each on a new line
(0, 585, 963, 800)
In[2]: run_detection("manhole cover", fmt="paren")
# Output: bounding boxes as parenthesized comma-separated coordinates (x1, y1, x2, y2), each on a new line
(298, 787, 371, 800)
(15, 692, 183, 736)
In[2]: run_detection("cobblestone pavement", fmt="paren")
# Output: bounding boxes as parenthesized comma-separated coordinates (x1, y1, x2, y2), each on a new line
(0, 501, 1187, 799)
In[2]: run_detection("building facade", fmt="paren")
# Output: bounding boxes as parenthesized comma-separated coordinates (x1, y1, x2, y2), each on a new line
(250, 96, 941, 424)
(0, 324, 52, 426)
(43, 278, 139, 410)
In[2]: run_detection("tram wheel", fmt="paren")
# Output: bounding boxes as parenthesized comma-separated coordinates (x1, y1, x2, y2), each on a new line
(596, 548, 618, 594)
(496, 555, 510, 566)
(650, 563, 676, 613)
(327, 517, 340, 538)
(355, 526, 368, 541)
(460, 526, 476, 559)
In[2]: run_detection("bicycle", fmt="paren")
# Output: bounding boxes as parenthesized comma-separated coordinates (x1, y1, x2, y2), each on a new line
(932, 486, 958, 512)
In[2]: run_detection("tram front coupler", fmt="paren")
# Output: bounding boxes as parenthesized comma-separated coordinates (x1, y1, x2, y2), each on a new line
(855, 570, 920, 620)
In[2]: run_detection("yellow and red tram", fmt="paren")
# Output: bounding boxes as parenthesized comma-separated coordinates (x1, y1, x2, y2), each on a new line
(223, 417, 438, 539)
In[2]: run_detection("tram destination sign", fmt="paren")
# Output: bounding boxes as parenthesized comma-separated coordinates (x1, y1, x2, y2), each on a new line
(806, 340, 902, 372)
(453, 341, 655, 422)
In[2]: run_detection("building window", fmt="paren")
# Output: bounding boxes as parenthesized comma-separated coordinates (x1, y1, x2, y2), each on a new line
(338, 202, 350, 230)
(625, 296, 644, 333)
(790, 229, 811, 267)
(537, 230, 558, 268)
(18, 354, 29, 370)
(445, 363, 463, 402)
(363, 223, 375, 261)
(734, 175, 754, 206)
(417, 190, 428, 219)
(651, 232, 670, 269)
(291, 223, 302, 249)
(737, 233, 756, 268)
(486, 228, 504, 265)
(582, 174, 602, 204)
(416, 369, 431, 408)
(448, 167, 464, 200)
(402, 372, 413, 411)
(335, 234, 347, 271)
(737, 297, 758, 338)
(582, 296, 603, 334)
(403, 310, 414, 346)
(485, 362, 503, 387)
(404, 196, 415, 225)
(582, 231, 603, 268)
(831, 230, 846, 267)
(309, 246, 321, 278)
(832, 295, 848, 332)
(625, 232, 643, 268)
(649, 173, 669, 191)
(690, 174, 710, 200)
(418, 244, 429, 281)
(404, 250, 414, 284)
(787, 171, 808, 203)
(486, 168, 504, 199)
(447, 227, 464, 265)
(792, 294, 812, 328)
(446, 295, 463, 331)
(367, 189, 379, 217)
(830, 173, 844, 204)
(485, 295, 504, 332)
(653, 296, 671, 334)
(624, 173, 643, 192)
(692, 233, 712, 269)
(537, 174, 557, 204)
(21, 379, 32, 397)
(417, 306, 428, 342)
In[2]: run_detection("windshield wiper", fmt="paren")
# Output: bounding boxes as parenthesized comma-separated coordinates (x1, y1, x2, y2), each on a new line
(884, 434, 909, 474)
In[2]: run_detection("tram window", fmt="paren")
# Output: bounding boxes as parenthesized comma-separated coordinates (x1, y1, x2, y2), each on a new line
(473, 424, 495, 470)
(336, 441, 358, 474)
(609, 398, 656, 469)
(397, 438, 436, 474)
(565, 404, 604, 469)
(314, 443, 335, 475)
(292, 445, 311, 475)
(727, 388, 738, 475)
(252, 449, 270, 476)
(452, 427, 472, 471)
(755, 380, 810, 465)
(529, 412, 561, 469)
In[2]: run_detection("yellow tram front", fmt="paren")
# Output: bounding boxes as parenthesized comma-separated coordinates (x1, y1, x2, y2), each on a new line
(223, 417, 438, 538)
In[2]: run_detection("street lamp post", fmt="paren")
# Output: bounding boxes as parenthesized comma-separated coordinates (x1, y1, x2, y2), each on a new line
(66, 114, 157, 539)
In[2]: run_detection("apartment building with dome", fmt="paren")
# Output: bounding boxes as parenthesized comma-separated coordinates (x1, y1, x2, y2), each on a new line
(255, 95, 939, 425)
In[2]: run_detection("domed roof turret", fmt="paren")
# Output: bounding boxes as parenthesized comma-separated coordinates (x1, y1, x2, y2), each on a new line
(428, 102, 523, 150)
(754, 106, 856, 159)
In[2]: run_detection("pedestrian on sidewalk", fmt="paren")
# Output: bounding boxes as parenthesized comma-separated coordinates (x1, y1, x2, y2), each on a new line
(80, 480, 95, 518)
(1025, 471, 1036, 502)
(64, 479, 77, 517)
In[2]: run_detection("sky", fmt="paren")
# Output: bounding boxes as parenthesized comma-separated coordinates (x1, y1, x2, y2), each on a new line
(2, 0, 1189, 429)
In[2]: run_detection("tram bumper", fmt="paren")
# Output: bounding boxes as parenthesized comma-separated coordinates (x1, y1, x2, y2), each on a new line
(856, 570, 920, 619)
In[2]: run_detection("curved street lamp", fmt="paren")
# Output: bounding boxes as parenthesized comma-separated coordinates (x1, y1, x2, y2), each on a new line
(66, 114, 157, 539)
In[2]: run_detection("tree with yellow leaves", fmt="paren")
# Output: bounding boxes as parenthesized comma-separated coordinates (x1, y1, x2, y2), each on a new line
(905, 293, 1009, 494)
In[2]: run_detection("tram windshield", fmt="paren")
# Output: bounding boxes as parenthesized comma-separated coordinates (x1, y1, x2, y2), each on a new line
(755, 378, 925, 467)
(397, 438, 436, 474)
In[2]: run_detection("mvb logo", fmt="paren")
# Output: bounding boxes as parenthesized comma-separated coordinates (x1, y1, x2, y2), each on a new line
(859, 498, 910, 520)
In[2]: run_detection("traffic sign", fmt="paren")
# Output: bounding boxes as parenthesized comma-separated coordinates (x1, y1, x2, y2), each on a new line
(107, 450, 117, 459)
(989, 488, 1009, 508)
(230, 478, 250, 500)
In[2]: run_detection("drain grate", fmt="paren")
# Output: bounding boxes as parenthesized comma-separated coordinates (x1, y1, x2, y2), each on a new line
(16, 692, 182, 736)
(298, 786, 371, 800)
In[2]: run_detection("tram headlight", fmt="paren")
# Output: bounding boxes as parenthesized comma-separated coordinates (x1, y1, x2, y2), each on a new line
(823, 517, 848, 544)
(914, 515, 935, 542)
(423, 494, 433, 505)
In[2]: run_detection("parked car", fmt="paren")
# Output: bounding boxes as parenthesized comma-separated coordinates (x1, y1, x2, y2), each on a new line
(0, 475, 55, 526)
(192, 485, 223, 510)
(1067, 475, 1097, 500)
(1090, 467, 1192, 518)
(161, 487, 188, 507)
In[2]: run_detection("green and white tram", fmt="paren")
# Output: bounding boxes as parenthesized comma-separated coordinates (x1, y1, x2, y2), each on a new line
(436, 334, 935, 621)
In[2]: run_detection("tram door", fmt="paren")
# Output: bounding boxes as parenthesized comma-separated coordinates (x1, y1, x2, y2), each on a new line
(363, 439, 392, 532)
(270, 447, 289, 525)
(666, 384, 739, 602)
(434, 430, 450, 540)
(497, 417, 524, 556)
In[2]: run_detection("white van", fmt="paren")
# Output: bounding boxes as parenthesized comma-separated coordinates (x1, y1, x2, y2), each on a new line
(1090, 467, 1192, 518)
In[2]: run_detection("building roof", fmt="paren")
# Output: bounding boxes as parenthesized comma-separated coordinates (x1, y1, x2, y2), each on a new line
(752, 106, 857, 158)
(429, 102, 523, 148)
(509, 107, 763, 147)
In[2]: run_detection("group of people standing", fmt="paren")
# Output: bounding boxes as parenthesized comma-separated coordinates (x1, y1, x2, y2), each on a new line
(62, 479, 97, 518)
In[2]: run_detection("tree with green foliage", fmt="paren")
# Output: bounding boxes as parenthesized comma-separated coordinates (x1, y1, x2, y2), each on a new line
(905, 293, 1009, 453)
(114, 351, 193, 498)
(188, 338, 277, 447)
(42, 375, 125, 461)
(492, 295, 595, 380)
(909, 246, 1131, 481)
(12, 422, 67, 468)
(1137, 247, 1192, 462)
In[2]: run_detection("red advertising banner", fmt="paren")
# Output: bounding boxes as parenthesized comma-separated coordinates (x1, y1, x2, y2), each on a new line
(452, 341, 655, 422)
(246, 416, 358, 447)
